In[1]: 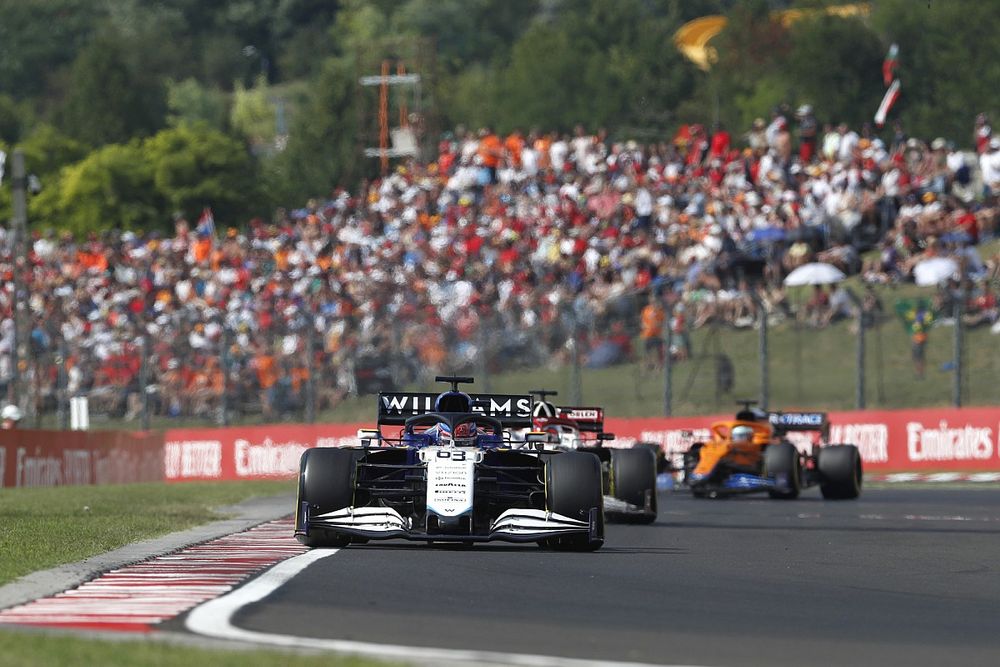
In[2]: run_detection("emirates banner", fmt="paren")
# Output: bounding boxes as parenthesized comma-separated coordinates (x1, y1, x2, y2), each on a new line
(605, 406, 1000, 472)
(163, 424, 361, 481)
(161, 406, 1000, 482)
(4, 406, 999, 489)
(0, 430, 163, 489)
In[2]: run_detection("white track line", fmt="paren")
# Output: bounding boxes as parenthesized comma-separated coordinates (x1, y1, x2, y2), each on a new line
(185, 548, 702, 667)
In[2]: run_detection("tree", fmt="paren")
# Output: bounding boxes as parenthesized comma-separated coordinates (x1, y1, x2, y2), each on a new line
(55, 34, 167, 147)
(30, 142, 161, 235)
(784, 15, 883, 129)
(0, 94, 25, 144)
(871, 0, 1000, 144)
(19, 124, 88, 180)
(143, 124, 260, 224)
(166, 79, 229, 131)
(0, 0, 104, 101)
(230, 74, 277, 146)
(266, 56, 364, 204)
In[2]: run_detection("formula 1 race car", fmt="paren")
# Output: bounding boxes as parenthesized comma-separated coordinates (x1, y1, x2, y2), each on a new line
(681, 401, 862, 499)
(294, 377, 604, 551)
(527, 390, 657, 523)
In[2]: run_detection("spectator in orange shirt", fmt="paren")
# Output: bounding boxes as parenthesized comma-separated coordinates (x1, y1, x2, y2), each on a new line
(640, 296, 666, 370)
(477, 126, 502, 185)
(504, 128, 525, 169)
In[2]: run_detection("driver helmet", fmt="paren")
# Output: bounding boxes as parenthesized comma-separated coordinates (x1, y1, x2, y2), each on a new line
(731, 425, 754, 444)
(435, 391, 473, 413)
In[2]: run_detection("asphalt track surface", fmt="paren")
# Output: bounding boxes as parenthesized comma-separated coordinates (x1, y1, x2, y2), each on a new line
(185, 488, 1000, 666)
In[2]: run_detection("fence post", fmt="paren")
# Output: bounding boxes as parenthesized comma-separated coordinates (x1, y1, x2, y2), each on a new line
(856, 304, 866, 411)
(140, 334, 151, 430)
(305, 316, 317, 423)
(571, 309, 583, 405)
(220, 327, 231, 426)
(56, 338, 68, 429)
(663, 302, 673, 416)
(756, 293, 769, 410)
(953, 289, 964, 408)
(478, 313, 491, 392)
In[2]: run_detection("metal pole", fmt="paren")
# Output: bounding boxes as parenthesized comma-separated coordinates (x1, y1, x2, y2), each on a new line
(855, 294, 866, 410)
(571, 310, 582, 405)
(10, 150, 28, 408)
(140, 335, 150, 430)
(56, 338, 68, 429)
(220, 327, 230, 426)
(757, 294, 769, 410)
(478, 313, 490, 392)
(305, 317, 317, 423)
(953, 289, 964, 408)
(663, 302, 673, 416)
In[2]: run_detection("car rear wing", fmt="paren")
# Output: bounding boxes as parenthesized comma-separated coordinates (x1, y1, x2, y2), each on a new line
(377, 392, 534, 428)
(557, 407, 606, 433)
(768, 411, 829, 440)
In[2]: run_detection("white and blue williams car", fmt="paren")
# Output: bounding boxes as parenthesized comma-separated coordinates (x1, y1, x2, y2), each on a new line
(294, 376, 605, 551)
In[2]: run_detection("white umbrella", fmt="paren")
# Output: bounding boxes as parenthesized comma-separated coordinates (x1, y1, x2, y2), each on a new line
(913, 257, 958, 286)
(783, 262, 846, 286)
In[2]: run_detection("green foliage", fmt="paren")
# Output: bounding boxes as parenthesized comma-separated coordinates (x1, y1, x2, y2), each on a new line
(167, 79, 230, 131)
(870, 0, 1000, 143)
(267, 56, 364, 204)
(30, 141, 161, 235)
(0, 0, 105, 100)
(0, 95, 25, 144)
(488, 0, 698, 135)
(144, 123, 259, 224)
(55, 34, 166, 147)
(784, 15, 883, 128)
(18, 125, 88, 180)
(230, 74, 277, 145)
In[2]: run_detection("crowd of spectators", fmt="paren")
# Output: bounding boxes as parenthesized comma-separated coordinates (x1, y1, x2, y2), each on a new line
(1, 106, 999, 422)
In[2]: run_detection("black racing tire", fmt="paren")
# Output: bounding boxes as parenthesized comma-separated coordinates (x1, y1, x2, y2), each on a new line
(817, 445, 863, 499)
(611, 448, 658, 523)
(540, 451, 604, 551)
(763, 442, 801, 499)
(634, 441, 668, 475)
(296, 447, 359, 548)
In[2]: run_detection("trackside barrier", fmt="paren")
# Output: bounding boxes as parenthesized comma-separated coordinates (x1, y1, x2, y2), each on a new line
(0, 430, 163, 489)
(606, 406, 1000, 473)
(163, 425, 361, 481)
(162, 406, 1000, 482)
(4, 406, 999, 488)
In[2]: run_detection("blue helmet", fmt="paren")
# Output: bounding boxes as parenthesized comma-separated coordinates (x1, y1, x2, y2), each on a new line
(435, 391, 473, 413)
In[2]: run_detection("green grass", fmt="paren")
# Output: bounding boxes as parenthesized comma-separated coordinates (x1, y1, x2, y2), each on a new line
(0, 480, 294, 586)
(0, 632, 390, 667)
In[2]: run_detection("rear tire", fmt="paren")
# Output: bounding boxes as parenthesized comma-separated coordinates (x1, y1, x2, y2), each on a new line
(296, 448, 359, 548)
(540, 451, 604, 551)
(764, 442, 801, 499)
(817, 445, 863, 499)
(611, 448, 657, 523)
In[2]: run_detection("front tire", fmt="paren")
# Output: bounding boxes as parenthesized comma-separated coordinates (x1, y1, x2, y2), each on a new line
(296, 448, 359, 548)
(764, 442, 801, 499)
(610, 448, 657, 523)
(541, 451, 604, 551)
(817, 445, 863, 499)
